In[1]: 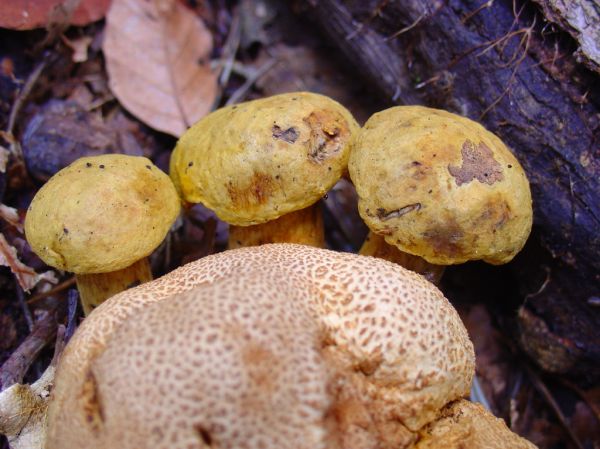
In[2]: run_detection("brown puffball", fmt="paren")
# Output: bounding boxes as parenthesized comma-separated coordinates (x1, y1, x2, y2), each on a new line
(349, 106, 532, 266)
(170, 92, 359, 248)
(46, 245, 476, 449)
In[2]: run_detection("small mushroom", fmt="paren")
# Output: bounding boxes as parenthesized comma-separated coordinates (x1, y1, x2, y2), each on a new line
(170, 92, 359, 249)
(24, 154, 180, 314)
(349, 106, 533, 283)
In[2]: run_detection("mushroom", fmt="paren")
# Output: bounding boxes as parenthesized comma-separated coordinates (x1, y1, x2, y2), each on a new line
(24, 154, 180, 314)
(0, 365, 55, 449)
(415, 400, 537, 449)
(38, 244, 535, 448)
(169, 92, 359, 249)
(349, 106, 533, 283)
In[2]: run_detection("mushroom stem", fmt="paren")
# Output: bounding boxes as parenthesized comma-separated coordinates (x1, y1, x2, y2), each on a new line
(75, 258, 153, 315)
(360, 232, 445, 285)
(228, 204, 325, 249)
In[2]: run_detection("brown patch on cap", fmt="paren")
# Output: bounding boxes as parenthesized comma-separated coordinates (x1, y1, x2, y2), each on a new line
(227, 172, 274, 208)
(242, 343, 278, 391)
(79, 369, 104, 433)
(272, 125, 299, 144)
(422, 220, 465, 258)
(304, 110, 350, 163)
(448, 140, 504, 186)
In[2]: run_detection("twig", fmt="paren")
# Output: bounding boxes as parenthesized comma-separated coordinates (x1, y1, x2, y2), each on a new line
(462, 0, 494, 24)
(225, 59, 277, 106)
(346, 0, 390, 41)
(27, 277, 76, 305)
(558, 378, 600, 422)
(211, 9, 242, 108)
(51, 324, 66, 367)
(65, 289, 79, 341)
(524, 364, 586, 449)
(385, 11, 427, 41)
(0, 307, 57, 391)
(3, 55, 50, 162)
(6, 58, 47, 137)
(523, 265, 551, 302)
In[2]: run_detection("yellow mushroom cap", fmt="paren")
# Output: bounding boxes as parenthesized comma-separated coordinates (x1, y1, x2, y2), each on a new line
(170, 92, 359, 226)
(46, 244, 474, 449)
(24, 154, 180, 274)
(349, 106, 533, 265)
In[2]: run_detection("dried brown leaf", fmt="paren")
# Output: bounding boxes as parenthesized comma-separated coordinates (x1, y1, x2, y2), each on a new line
(0, 205, 23, 234)
(0, 233, 56, 292)
(103, 0, 218, 136)
(0, 0, 110, 30)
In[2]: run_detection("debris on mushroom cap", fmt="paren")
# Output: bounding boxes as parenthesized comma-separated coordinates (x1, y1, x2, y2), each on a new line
(349, 106, 533, 265)
(169, 92, 359, 226)
(415, 400, 537, 449)
(46, 244, 475, 449)
(24, 154, 180, 274)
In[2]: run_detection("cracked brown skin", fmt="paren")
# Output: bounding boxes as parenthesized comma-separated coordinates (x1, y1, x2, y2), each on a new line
(350, 106, 532, 266)
(448, 140, 504, 186)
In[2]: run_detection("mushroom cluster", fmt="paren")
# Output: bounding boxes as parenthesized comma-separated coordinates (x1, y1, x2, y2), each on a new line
(40, 245, 535, 449)
(170, 91, 359, 249)
(6, 93, 539, 449)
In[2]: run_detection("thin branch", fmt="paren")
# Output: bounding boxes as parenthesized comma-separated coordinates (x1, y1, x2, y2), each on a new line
(524, 364, 586, 449)
(0, 308, 58, 391)
(225, 59, 277, 106)
(27, 277, 76, 305)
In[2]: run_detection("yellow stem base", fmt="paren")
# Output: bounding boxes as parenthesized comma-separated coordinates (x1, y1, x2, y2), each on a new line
(360, 233, 445, 285)
(228, 204, 325, 249)
(75, 258, 153, 315)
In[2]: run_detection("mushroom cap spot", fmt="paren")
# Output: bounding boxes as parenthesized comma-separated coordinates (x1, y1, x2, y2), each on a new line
(349, 106, 533, 265)
(24, 154, 180, 273)
(415, 400, 538, 449)
(170, 92, 359, 226)
(46, 244, 475, 449)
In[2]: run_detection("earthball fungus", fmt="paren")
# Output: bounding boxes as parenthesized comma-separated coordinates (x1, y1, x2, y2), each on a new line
(24, 154, 180, 314)
(349, 106, 533, 282)
(41, 244, 535, 449)
(170, 92, 359, 249)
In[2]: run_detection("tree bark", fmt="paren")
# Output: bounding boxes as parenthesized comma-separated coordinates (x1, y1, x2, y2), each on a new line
(302, 0, 600, 382)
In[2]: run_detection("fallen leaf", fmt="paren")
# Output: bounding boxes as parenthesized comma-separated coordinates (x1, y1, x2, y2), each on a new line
(0, 205, 23, 233)
(103, 0, 218, 136)
(0, 0, 111, 30)
(0, 233, 57, 292)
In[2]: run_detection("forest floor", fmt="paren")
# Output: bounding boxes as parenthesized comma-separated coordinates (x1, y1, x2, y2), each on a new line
(0, 1, 598, 448)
